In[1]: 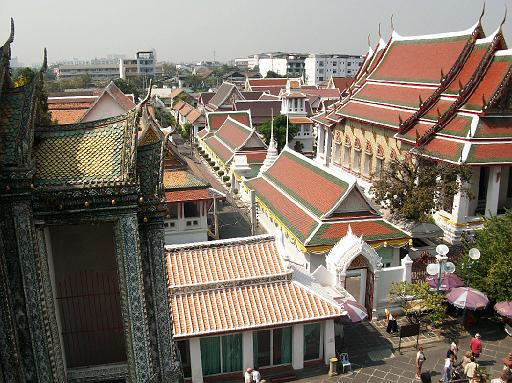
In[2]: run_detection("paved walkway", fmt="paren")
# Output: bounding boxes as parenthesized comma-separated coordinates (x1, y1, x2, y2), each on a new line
(294, 318, 511, 383)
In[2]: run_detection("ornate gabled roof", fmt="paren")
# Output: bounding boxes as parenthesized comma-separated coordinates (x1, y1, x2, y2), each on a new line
(245, 148, 409, 250)
(138, 105, 164, 146)
(206, 110, 252, 132)
(264, 149, 350, 218)
(336, 101, 415, 130)
(369, 25, 479, 84)
(206, 82, 242, 110)
(353, 83, 435, 109)
(33, 110, 139, 189)
(205, 135, 234, 163)
(215, 117, 254, 151)
(166, 235, 343, 338)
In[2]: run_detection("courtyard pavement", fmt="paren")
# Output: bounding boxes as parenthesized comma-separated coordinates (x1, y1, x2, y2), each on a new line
(294, 318, 511, 383)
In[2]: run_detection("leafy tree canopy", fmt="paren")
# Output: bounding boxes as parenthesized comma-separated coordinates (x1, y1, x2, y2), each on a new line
(13, 67, 36, 87)
(265, 70, 284, 78)
(113, 78, 141, 101)
(180, 122, 193, 139)
(370, 156, 472, 222)
(388, 281, 447, 325)
(457, 210, 512, 302)
(257, 114, 299, 152)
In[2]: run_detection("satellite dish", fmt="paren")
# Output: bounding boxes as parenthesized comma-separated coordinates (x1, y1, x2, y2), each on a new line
(444, 262, 456, 274)
(426, 263, 439, 276)
(469, 248, 481, 260)
(436, 244, 449, 256)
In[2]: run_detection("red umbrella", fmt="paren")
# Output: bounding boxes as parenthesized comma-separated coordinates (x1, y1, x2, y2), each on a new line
(446, 287, 489, 310)
(494, 301, 512, 319)
(427, 273, 464, 291)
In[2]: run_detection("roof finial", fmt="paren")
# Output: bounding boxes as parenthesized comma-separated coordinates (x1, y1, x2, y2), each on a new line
(367, 33, 371, 48)
(440, 67, 445, 80)
(418, 94, 423, 106)
(482, 93, 487, 107)
(500, 5, 507, 29)
(8, 18, 14, 44)
(378, 22, 382, 39)
(40, 48, 47, 73)
(415, 129, 421, 143)
(479, 1, 486, 25)
(141, 78, 153, 105)
(458, 78, 464, 92)
(398, 114, 403, 125)
(270, 108, 274, 143)
(391, 14, 395, 31)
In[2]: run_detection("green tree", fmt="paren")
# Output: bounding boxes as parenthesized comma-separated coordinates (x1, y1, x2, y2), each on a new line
(389, 281, 447, 326)
(265, 70, 284, 78)
(180, 122, 192, 139)
(13, 67, 36, 87)
(257, 114, 299, 152)
(457, 211, 512, 302)
(113, 78, 141, 101)
(370, 156, 472, 222)
(158, 109, 176, 128)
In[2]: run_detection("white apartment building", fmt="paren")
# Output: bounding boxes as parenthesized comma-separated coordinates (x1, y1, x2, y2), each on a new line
(258, 53, 307, 77)
(305, 54, 363, 85)
(57, 58, 121, 82)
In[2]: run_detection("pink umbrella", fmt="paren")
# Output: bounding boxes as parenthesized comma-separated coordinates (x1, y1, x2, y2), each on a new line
(446, 287, 489, 310)
(341, 300, 368, 323)
(494, 301, 512, 319)
(427, 274, 465, 291)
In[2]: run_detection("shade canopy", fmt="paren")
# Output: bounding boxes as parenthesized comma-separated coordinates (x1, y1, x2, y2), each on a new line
(446, 287, 489, 310)
(494, 301, 512, 319)
(427, 273, 464, 291)
(341, 300, 368, 323)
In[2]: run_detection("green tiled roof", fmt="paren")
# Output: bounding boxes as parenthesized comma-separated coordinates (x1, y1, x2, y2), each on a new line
(163, 169, 209, 190)
(34, 111, 138, 188)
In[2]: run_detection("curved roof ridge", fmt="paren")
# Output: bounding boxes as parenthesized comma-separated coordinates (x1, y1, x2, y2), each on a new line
(391, 20, 480, 42)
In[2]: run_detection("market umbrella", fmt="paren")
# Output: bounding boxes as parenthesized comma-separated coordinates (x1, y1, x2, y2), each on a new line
(427, 273, 465, 291)
(446, 287, 489, 310)
(341, 300, 368, 323)
(494, 301, 512, 319)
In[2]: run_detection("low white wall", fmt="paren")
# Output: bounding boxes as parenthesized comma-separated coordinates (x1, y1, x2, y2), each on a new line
(376, 266, 405, 312)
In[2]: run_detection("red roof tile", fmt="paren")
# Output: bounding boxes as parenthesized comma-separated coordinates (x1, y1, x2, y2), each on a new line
(248, 78, 288, 87)
(439, 115, 473, 137)
(354, 83, 434, 108)
(303, 88, 340, 99)
(370, 34, 472, 84)
(474, 117, 512, 138)
(466, 143, 512, 163)
(337, 101, 414, 129)
(215, 118, 252, 151)
(445, 42, 491, 95)
(463, 54, 512, 111)
(206, 136, 234, 163)
(423, 98, 455, 120)
(246, 177, 317, 241)
(165, 189, 210, 203)
(207, 111, 251, 131)
(49, 109, 88, 124)
(418, 137, 464, 162)
(265, 150, 349, 217)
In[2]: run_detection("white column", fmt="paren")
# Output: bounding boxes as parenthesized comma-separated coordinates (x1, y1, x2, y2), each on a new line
(451, 178, 470, 224)
(372, 270, 380, 321)
(401, 255, 413, 283)
(323, 320, 335, 365)
(485, 166, 502, 217)
(316, 126, 325, 159)
(242, 331, 253, 372)
(292, 324, 304, 370)
(359, 269, 367, 305)
(324, 128, 332, 166)
(189, 338, 203, 383)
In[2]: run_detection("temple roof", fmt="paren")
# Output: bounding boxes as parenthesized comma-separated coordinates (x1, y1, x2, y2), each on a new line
(166, 235, 343, 338)
(245, 148, 409, 249)
(163, 169, 209, 190)
(206, 110, 252, 132)
(33, 110, 138, 189)
(48, 96, 97, 124)
(207, 82, 242, 111)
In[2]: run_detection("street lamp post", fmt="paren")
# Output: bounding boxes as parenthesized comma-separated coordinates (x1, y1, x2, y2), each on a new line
(435, 244, 450, 291)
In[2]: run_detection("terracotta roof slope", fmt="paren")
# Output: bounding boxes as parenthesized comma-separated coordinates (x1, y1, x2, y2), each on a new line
(263, 148, 351, 218)
(206, 110, 252, 131)
(215, 117, 253, 151)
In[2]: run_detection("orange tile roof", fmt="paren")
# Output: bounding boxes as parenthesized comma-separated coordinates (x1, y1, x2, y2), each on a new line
(167, 237, 286, 287)
(165, 189, 210, 203)
(289, 116, 313, 124)
(166, 236, 343, 338)
(49, 109, 87, 124)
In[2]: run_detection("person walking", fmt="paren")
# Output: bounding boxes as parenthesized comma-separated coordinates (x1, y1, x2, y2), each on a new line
(252, 368, 261, 383)
(470, 333, 482, 358)
(450, 339, 459, 360)
(440, 353, 454, 382)
(244, 368, 253, 383)
(416, 346, 426, 380)
(464, 357, 479, 383)
(461, 351, 473, 372)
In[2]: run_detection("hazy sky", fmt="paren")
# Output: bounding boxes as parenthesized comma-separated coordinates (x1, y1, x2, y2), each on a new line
(1, 0, 511, 66)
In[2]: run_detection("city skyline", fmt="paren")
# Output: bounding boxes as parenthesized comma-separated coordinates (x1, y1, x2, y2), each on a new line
(2, 0, 511, 67)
